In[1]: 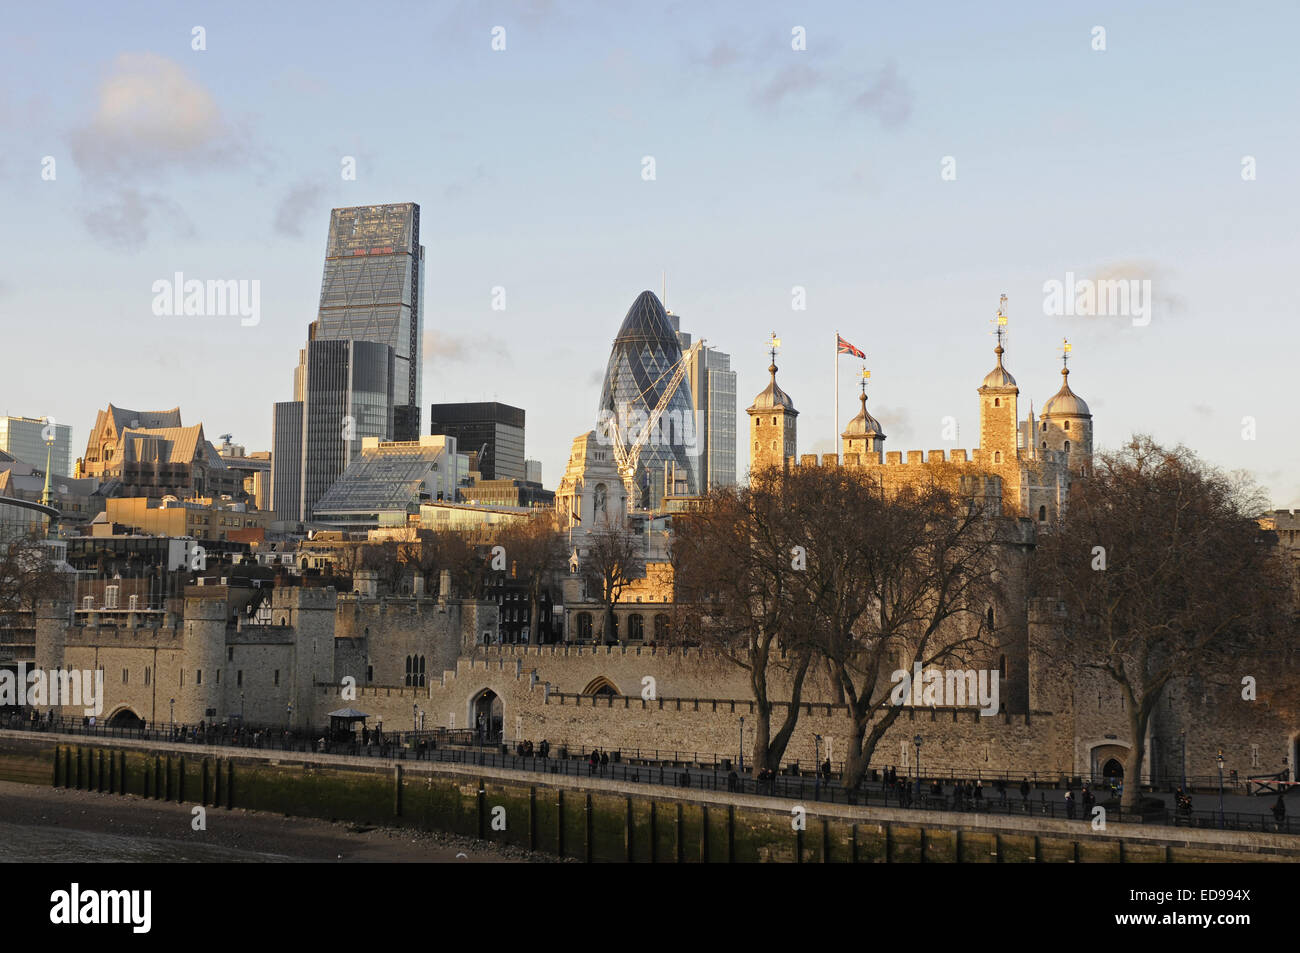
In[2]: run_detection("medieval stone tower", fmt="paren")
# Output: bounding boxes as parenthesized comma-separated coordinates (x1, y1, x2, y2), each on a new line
(746, 356, 798, 475)
(841, 384, 886, 462)
(1038, 340, 1093, 475)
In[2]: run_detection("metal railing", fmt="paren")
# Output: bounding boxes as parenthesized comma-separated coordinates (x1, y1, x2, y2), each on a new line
(3, 712, 1294, 835)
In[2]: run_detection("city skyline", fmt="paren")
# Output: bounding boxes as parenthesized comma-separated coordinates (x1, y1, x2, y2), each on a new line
(1, 2, 1297, 506)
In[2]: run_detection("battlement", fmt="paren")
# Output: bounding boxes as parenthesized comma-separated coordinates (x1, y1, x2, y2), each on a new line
(271, 586, 337, 610)
(803, 448, 997, 468)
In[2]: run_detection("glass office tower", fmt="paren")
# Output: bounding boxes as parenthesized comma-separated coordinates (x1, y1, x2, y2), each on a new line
(597, 291, 699, 509)
(314, 203, 424, 440)
(428, 402, 525, 481)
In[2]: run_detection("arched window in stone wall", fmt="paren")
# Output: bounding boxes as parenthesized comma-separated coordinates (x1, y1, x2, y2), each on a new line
(1063, 440, 1070, 452)
(583, 676, 619, 697)
(576, 612, 593, 641)
(986, 607, 995, 631)
(999, 654, 1007, 679)
(627, 613, 644, 640)
(405, 656, 413, 687)
(1038, 505, 1047, 522)
(418, 655, 426, 688)
(653, 613, 669, 641)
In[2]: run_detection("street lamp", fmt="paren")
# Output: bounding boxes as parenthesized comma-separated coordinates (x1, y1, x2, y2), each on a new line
(738, 716, 745, 773)
(377, 716, 383, 745)
(814, 735, 822, 801)
(1180, 730, 1186, 792)
(1216, 750, 1226, 829)
(414, 702, 419, 734)
(914, 734, 923, 800)
(169, 697, 175, 727)
(286, 702, 293, 729)
(240, 691, 245, 722)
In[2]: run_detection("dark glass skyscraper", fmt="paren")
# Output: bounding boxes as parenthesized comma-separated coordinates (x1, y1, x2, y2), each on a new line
(597, 291, 699, 509)
(428, 402, 525, 481)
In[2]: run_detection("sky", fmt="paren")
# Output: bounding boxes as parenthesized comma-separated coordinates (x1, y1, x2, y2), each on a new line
(1, 0, 1298, 507)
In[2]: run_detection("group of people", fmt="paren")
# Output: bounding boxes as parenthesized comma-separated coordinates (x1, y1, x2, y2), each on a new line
(1063, 785, 1097, 819)
(588, 748, 611, 776)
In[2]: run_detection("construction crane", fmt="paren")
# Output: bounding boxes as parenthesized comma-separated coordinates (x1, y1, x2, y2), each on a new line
(602, 339, 704, 508)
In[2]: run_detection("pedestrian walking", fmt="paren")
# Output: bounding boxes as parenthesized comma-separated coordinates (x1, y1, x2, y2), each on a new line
(600, 751, 609, 776)
(588, 749, 599, 776)
(1065, 788, 1076, 819)
(1272, 795, 1287, 830)
(1019, 778, 1030, 806)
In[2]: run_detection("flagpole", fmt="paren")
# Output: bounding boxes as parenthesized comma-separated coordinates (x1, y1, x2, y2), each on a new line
(834, 330, 839, 462)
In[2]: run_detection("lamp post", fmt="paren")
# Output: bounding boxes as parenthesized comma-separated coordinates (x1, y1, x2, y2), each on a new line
(414, 702, 419, 733)
(1180, 730, 1186, 792)
(814, 735, 822, 801)
(914, 734, 923, 800)
(1216, 750, 1225, 829)
(377, 716, 383, 745)
(240, 691, 245, 723)
(738, 716, 745, 774)
(286, 702, 293, 729)
(169, 697, 175, 727)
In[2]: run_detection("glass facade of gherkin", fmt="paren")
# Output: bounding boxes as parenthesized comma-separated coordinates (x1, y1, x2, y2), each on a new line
(597, 291, 700, 510)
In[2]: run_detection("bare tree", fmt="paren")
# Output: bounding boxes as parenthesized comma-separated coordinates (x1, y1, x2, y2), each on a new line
(1033, 436, 1289, 811)
(801, 475, 1002, 792)
(497, 514, 566, 643)
(582, 519, 640, 644)
(0, 533, 72, 625)
(671, 471, 821, 777)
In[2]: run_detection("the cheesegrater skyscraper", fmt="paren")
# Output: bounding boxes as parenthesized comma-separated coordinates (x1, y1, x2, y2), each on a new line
(271, 203, 424, 522)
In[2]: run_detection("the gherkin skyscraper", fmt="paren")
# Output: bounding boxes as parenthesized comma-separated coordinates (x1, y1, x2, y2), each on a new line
(597, 291, 700, 509)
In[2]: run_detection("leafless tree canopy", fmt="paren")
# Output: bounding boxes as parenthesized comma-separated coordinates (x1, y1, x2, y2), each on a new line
(0, 533, 71, 624)
(1033, 436, 1290, 809)
(582, 520, 640, 644)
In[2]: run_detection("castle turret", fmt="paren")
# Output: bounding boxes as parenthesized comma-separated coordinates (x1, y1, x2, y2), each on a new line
(1039, 338, 1092, 474)
(978, 297, 1019, 467)
(747, 333, 798, 476)
(841, 374, 886, 463)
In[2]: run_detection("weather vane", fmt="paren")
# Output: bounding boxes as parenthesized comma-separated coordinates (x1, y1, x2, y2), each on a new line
(859, 365, 871, 394)
(1061, 337, 1072, 369)
(990, 293, 1009, 348)
(767, 331, 782, 363)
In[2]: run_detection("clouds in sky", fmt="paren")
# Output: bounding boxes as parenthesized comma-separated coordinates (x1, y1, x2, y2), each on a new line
(70, 53, 242, 249)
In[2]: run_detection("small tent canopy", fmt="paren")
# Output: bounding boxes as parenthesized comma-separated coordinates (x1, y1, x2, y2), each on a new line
(326, 708, 369, 741)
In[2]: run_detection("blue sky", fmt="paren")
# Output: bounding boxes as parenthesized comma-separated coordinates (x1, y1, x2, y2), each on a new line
(2, 0, 1297, 506)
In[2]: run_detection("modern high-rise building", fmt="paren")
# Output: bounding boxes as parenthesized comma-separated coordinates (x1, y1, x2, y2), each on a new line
(597, 291, 699, 509)
(668, 313, 737, 490)
(314, 203, 425, 439)
(0, 416, 72, 477)
(271, 202, 423, 522)
(429, 402, 525, 481)
(524, 459, 542, 485)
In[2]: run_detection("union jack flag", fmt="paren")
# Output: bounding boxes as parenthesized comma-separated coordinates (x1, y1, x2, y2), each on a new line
(837, 334, 865, 359)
